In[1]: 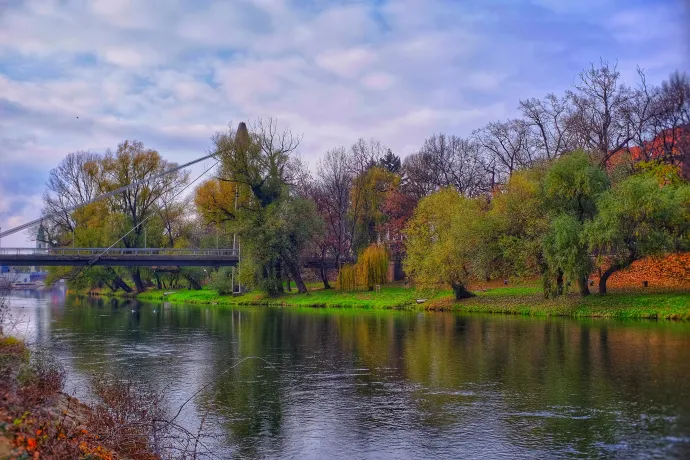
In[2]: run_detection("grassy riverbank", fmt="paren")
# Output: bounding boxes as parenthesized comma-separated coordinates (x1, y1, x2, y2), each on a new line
(135, 284, 690, 320)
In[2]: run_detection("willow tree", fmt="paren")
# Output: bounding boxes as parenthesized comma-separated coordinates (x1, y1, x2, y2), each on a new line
(404, 188, 483, 300)
(586, 164, 690, 294)
(211, 119, 322, 295)
(542, 151, 609, 296)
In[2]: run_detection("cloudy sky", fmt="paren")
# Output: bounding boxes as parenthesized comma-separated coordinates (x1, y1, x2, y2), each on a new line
(1, 0, 689, 247)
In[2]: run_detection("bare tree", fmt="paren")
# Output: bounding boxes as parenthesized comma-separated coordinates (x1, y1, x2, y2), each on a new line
(519, 93, 574, 160)
(348, 138, 387, 175)
(647, 72, 690, 166)
(416, 134, 489, 196)
(474, 119, 535, 183)
(308, 147, 354, 287)
(566, 60, 637, 165)
(41, 151, 102, 245)
(401, 152, 438, 199)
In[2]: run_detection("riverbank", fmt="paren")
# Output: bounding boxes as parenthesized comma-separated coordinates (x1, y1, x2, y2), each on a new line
(135, 284, 690, 320)
(0, 335, 164, 459)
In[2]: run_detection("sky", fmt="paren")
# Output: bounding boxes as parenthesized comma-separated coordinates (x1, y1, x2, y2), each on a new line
(1, 0, 689, 248)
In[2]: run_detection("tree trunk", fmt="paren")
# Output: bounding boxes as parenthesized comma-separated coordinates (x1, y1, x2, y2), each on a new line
(285, 275, 292, 292)
(186, 276, 202, 290)
(320, 263, 331, 289)
(578, 276, 590, 297)
(130, 268, 145, 292)
(452, 282, 475, 300)
(599, 256, 635, 295)
(556, 270, 564, 296)
(263, 260, 285, 296)
(283, 258, 307, 294)
(598, 267, 616, 295)
(293, 273, 307, 293)
(154, 272, 162, 290)
(107, 267, 132, 293)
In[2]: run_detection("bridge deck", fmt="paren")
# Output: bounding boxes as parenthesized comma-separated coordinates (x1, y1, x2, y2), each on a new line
(0, 248, 341, 268)
(0, 248, 239, 267)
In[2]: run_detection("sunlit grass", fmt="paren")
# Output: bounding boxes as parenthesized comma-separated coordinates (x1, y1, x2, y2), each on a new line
(135, 282, 690, 320)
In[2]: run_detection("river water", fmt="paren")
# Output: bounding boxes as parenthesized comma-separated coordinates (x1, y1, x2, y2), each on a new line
(7, 291, 690, 459)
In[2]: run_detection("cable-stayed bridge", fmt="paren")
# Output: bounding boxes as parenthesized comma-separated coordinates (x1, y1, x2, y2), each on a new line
(0, 247, 341, 269)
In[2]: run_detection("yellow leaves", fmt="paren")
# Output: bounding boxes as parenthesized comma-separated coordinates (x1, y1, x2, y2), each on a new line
(194, 178, 246, 225)
(404, 188, 485, 289)
(338, 244, 389, 291)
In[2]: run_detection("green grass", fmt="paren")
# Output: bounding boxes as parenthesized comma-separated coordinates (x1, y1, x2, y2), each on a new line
(137, 285, 445, 309)
(134, 283, 690, 320)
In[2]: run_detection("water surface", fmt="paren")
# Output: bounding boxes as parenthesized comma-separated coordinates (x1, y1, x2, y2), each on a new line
(8, 291, 690, 459)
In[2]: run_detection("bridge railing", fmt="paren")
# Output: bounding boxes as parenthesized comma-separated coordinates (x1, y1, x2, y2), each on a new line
(0, 248, 239, 257)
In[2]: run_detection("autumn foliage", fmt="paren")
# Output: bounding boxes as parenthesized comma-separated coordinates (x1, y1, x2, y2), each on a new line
(338, 244, 389, 291)
(591, 252, 690, 289)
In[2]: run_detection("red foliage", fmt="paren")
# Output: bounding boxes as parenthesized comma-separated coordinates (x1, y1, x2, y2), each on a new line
(591, 252, 690, 289)
(378, 188, 417, 256)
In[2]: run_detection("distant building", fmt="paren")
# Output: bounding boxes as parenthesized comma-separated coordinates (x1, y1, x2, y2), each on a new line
(36, 224, 49, 249)
(1, 225, 49, 285)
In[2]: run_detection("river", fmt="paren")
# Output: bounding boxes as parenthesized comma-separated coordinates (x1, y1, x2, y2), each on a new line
(6, 291, 690, 459)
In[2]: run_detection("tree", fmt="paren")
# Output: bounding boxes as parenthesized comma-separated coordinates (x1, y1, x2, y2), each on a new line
(194, 178, 242, 226)
(481, 169, 549, 282)
(401, 152, 438, 199)
(586, 165, 690, 294)
(41, 151, 102, 246)
(542, 151, 610, 296)
(566, 61, 637, 165)
(41, 151, 133, 293)
(378, 149, 401, 174)
(645, 72, 690, 169)
(309, 147, 353, 288)
(350, 166, 399, 253)
(212, 119, 318, 295)
(378, 187, 417, 258)
(474, 119, 535, 184)
(519, 93, 574, 160)
(404, 188, 483, 300)
(406, 134, 488, 197)
(100, 140, 189, 291)
(348, 138, 387, 175)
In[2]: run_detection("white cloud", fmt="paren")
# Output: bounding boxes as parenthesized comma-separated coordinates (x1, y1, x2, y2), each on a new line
(316, 48, 378, 78)
(361, 72, 396, 91)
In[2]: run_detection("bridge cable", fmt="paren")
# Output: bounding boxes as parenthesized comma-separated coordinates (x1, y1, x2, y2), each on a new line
(0, 151, 221, 240)
(86, 160, 220, 267)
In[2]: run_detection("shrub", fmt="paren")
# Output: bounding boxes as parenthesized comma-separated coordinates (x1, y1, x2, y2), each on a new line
(208, 267, 236, 295)
(18, 349, 66, 404)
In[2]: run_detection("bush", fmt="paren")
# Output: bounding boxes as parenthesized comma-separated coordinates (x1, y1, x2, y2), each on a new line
(208, 267, 236, 295)
(17, 349, 66, 404)
(88, 375, 165, 459)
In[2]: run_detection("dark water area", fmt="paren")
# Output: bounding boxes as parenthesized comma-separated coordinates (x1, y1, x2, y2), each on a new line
(7, 291, 690, 459)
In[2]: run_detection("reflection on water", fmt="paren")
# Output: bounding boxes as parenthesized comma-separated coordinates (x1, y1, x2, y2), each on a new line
(7, 291, 690, 459)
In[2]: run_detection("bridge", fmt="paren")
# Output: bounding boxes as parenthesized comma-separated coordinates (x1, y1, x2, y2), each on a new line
(0, 123, 343, 274)
(0, 247, 239, 267)
(0, 247, 342, 269)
